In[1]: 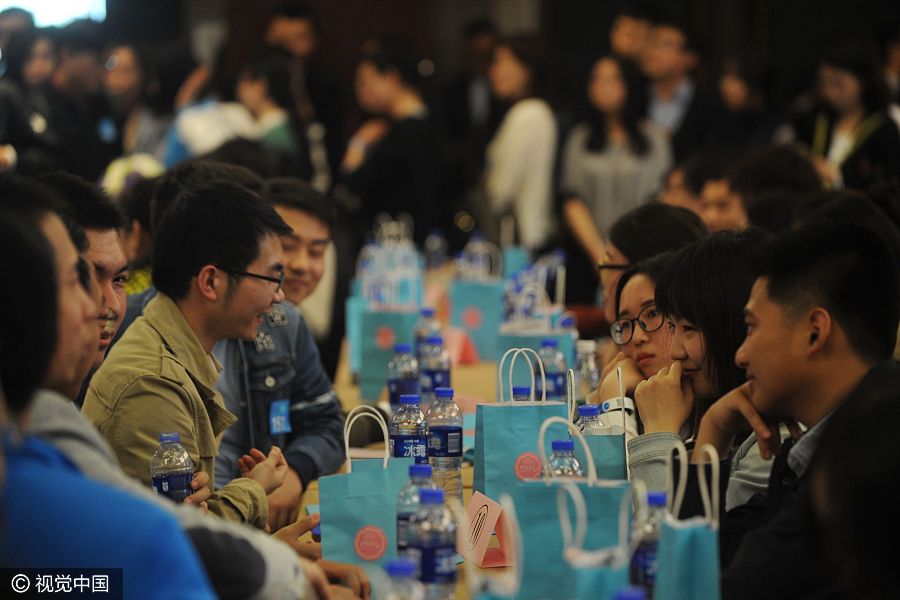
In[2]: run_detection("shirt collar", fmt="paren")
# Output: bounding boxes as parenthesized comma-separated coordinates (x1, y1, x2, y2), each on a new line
(142, 293, 222, 393)
(787, 405, 838, 477)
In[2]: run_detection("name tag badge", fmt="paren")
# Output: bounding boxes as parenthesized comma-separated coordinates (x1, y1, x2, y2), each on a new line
(270, 399, 292, 435)
(255, 330, 276, 353)
(266, 306, 288, 327)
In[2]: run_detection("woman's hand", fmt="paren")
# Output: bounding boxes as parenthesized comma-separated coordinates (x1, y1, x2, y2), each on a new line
(634, 360, 694, 434)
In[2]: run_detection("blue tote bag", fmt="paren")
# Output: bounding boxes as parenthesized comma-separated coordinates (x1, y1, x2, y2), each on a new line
(655, 443, 722, 600)
(450, 278, 506, 360)
(320, 406, 414, 567)
(559, 482, 631, 600)
(511, 417, 631, 600)
(569, 368, 628, 481)
(473, 348, 569, 500)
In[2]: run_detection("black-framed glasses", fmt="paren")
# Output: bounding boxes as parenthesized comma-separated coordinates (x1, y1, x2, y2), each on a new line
(611, 304, 664, 345)
(215, 265, 285, 293)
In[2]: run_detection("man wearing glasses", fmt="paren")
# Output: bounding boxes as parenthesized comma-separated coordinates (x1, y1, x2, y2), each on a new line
(83, 182, 292, 529)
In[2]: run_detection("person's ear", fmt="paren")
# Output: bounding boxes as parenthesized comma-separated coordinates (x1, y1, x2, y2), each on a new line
(807, 307, 832, 354)
(196, 265, 223, 302)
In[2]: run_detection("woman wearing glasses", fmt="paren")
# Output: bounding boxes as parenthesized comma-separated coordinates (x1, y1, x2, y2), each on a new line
(623, 229, 779, 512)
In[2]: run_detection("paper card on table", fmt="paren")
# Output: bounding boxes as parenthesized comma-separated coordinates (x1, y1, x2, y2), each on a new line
(459, 491, 515, 568)
(445, 327, 480, 366)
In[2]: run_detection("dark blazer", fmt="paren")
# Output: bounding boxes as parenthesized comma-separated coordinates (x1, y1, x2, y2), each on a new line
(676, 360, 900, 600)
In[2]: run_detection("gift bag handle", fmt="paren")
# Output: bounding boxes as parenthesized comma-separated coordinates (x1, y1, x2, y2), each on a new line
(537, 416, 598, 483)
(558, 482, 630, 560)
(498, 347, 547, 402)
(343, 405, 390, 472)
(566, 368, 577, 423)
(666, 441, 720, 526)
(696, 444, 721, 528)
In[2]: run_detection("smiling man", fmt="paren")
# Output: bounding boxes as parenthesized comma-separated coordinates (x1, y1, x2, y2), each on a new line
(39, 173, 128, 367)
(83, 181, 293, 529)
(685, 222, 900, 599)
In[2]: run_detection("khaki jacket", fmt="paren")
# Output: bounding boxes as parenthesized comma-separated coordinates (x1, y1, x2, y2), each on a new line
(83, 293, 268, 528)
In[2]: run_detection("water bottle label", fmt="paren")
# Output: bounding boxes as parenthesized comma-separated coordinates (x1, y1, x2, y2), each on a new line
(632, 543, 659, 588)
(269, 399, 292, 435)
(427, 425, 462, 458)
(421, 368, 450, 392)
(151, 471, 193, 503)
(396, 513, 412, 551)
(388, 377, 419, 407)
(409, 544, 457, 584)
(535, 372, 565, 398)
(390, 434, 429, 464)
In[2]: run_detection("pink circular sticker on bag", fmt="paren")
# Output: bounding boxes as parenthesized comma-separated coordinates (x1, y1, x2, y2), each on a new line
(462, 307, 483, 329)
(514, 451, 542, 480)
(375, 326, 396, 350)
(354, 526, 387, 561)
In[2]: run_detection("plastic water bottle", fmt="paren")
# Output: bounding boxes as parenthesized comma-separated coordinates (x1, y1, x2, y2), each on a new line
(385, 557, 427, 600)
(424, 229, 449, 270)
(578, 404, 609, 435)
(408, 489, 457, 600)
(548, 440, 584, 477)
(388, 344, 420, 412)
(614, 587, 648, 600)
(630, 491, 666, 597)
(150, 432, 194, 503)
(536, 339, 567, 401)
(512, 385, 531, 402)
(390, 394, 429, 465)
(577, 404, 604, 433)
(419, 336, 451, 414)
(575, 340, 600, 402)
(397, 464, 437, 553)
(461, 231, 493, 280)
(426, 387, 463, 507)
(414, 308, 441, 360)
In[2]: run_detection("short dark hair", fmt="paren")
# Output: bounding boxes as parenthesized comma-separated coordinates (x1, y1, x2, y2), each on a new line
(56, 19, 105, 56)
(0, 174, 87, 252)
(360, 35, 420, 89)
(0, 209, 58, 414)
(120, 176, 158, 232)
(728, 145, 821, 202)
(151, 160, 265, 233)
(265, 177, 334, 232)
(609, 203, 708, 263)
(651, 11, 702, 54)
(753, 222, 900, 363)
(152, 181, 292, 300)
(200, 138, 295, 179)
(656, 228, 771, 395)
(679, 150, 738, 196)
(463, 18, 496, 40)
(39, 172, 124, 231)
(270, 1, 319, 30)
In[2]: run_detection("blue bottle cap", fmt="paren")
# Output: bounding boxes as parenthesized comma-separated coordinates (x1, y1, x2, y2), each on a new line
(425, 335, 444, 345)
(386, 558, 418, 579)
(578, 404, 600, 417)
(647, 491, 667, 507)
(399, 394, 420, 406)
(540, 339, 559, 348)
(394, 343, 411, 354)
(159, 432, 180, 443)
(409, 464, 433, 478)
(420, 307, 435, 318)
(613, 587, 647, 600)
(551, 439, 575, 452)
(434, 387, 454, 399)
(560, 316, 575, 328)
(419, 488, 445, 504)
(512, 386, 531, 397)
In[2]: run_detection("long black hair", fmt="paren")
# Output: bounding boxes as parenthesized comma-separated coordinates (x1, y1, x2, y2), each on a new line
(585, 54, 650, 155)
(655, 228, 769, 396)
(820, 37, 891, 116)
(608, 203, 708, 263)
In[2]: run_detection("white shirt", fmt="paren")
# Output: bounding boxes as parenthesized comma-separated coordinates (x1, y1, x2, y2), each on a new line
(485, 98, 557, 249)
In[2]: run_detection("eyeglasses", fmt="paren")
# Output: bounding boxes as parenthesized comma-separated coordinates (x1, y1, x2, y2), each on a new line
(610, 304, 665, 345)
(215, 265, 285, 293)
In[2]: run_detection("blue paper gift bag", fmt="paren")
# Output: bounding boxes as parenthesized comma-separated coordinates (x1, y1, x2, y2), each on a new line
(450, 279, 506, 360)
(655, 444, 721, 600)
(473, 349, 568, 500)
(510, 417, 631, 600)
(359, 307, 418, 402)
(568, 369, 628, 481)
